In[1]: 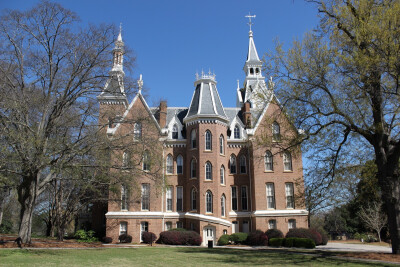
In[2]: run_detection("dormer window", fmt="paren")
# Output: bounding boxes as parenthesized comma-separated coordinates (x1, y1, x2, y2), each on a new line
(172, 124, 178, 139)
(234, 125, 240, 139)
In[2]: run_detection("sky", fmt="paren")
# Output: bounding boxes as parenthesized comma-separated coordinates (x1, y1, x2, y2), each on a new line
(0, 0, 320, 108)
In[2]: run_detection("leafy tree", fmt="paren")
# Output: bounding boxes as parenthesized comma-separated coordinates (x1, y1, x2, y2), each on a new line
(264, 0, 400, 253)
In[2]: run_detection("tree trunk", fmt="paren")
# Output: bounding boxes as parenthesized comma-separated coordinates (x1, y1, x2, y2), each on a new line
(17, 177, 37, 244)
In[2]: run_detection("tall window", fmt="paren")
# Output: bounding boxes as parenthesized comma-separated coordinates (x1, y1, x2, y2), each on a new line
(172, 124, 178, 139)
(288, 219, 296, 229)
(140, 222, 148, 242)
(229, 155, 237, 174)
(240, 155, 246, 174)
(121, 185, 128, 210)
(234, 125, 240, 139)
(283, 152, 293, 171)
(177, 155, 183, 174)
(268, 219, 277, 229)
(266, 183, 275, 209)
(166, 186, 173, 211)
(191, 188, 197, 210)
(176, 186, 183, 211)
(231, 186, 238, 211)
(143, 151, 150, 171)
(190, 158, 197, 178)
(205, 130, 212, 150)
(166, 154, 173, 174)
(191, 129, 197, 148)
(122, 151, 130, 168)
(206, 191, 213, 213)
(134, 122, 142, 141)
(285, 183, 295, 209)
(165, 221, 172, 231)
(241, 186, 248, 211)
(265, 151, 273, 171)
(120, 222, 127, 235)
(221, 194, 226, 217)
(272, 122, 280, 141)
(141, 184, 150, 210)
(219, 135, 224, 154)
(220, 165, 225, 185)
(205, 162, 212, 180)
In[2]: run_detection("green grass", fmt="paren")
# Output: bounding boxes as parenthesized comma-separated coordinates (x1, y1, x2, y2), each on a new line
(0, 247, 396, 267)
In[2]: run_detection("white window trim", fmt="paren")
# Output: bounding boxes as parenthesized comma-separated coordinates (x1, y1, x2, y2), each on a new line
(166, 186, 173, 211)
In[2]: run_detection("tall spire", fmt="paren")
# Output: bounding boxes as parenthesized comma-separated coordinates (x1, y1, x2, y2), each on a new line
(112, 23, 124, 73)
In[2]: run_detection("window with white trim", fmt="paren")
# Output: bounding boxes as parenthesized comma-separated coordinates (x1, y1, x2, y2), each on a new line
(166, 186, 173, 211)
(241, 186, 248, 211)
(191, 188, 197, 210)
(266, 183, 275, 209)
(206, 191, 213, 213)
(191, 129, 197, 148)
(176, 186, 183, 212)
(120, 222, 127, 235)
(272, 122, 280, 141)
(240, 155, 246, 174)
(265, 151, 273, 171)
(230, 155, 237, 174)
(177, 155, 183, 174)
(140, 221, 148, 242)
(172, 124, 178, 139)
(205, 162, 212, 180)
(268, 219, 277, 229)
(283, 152, 292, 171)
(285, 183, 295, 209)
(221, 194, 226, 217)
(234, 125, 240, 139)
(205, 130, 212, 150)
(134, 122, 142, 141)
(143, 151, 150, 171)
(166, 154, 173, 174)
(288, 219, 296, 229)
(121, 185, 128, 210)
(220, 165, 225, 185)
(165, 221, 172, 231)
(141, 184, 150, 210)
(219, 135, 224, 154)
(231, 186, 238, 211)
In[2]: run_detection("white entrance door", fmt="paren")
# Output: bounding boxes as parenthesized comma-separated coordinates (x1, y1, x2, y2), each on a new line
(232, 221, 239, 233)
(203, 226, 215, 246)
(243, 221, 249, 233)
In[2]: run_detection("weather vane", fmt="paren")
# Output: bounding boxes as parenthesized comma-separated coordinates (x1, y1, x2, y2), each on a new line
(245, 13, 256, 32)
(120, 22, 122, 33)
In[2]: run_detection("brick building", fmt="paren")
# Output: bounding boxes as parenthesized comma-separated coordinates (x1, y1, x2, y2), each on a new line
(97, 26, 308, 245)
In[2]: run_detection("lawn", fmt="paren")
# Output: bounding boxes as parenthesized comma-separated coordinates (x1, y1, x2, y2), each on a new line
(0, 247, 396, 267)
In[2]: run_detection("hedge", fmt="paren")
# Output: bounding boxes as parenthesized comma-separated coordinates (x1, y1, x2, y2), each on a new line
(265, 229, 284, 239)
(142, 232, 157, 244)
(217, 234, 230, 246)
(286, 228, 322, 246)
(102, 236, 113, 243)
(269, 238, 284, 247)
(246, 230, 268, 246)
(119, 234, 132, 243)
(283, 237, 296, 247)
(309, 229, 322, 245)
(294, 238, 316, 249)
(159, 230, 202, 246)
(230, 232, 248, 244)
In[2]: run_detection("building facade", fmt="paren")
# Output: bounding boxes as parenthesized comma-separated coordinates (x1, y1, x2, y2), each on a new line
(98, 27, 308, 245)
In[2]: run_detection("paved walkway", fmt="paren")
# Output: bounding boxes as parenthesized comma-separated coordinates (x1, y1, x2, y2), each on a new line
(316, 242, 392, 253)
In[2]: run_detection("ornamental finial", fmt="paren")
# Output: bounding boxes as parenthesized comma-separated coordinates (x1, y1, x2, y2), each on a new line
(138, 74, 143, 93)
(245, 13, 256, 32)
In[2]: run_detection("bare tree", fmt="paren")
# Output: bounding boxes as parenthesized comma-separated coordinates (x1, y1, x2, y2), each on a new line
(358, 201, 387, 242)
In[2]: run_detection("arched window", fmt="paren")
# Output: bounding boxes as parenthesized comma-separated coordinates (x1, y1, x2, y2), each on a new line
(250, 68, 254, 75)
(143, 151, 150, 171)
(221, 194, 226, 217)
(177, 155, 183, 174)
(191, 188, 197, 210)
(256, 68, 260, 74)
(240, 155, 246, 174)
(205, 162, 212, 180)
(205, 130, 212, 150)
(166, 154, 173, 174)
(191, 129, 197, 148)
(206, 191, 213, 213)
(272, 122, 280, 141)
(122, 151, 130, 168)
(234, 125, 240, 139)
(134, 122, 142, 141)
(190, 158, 197, 178)
(265, 151, 273, 171)
(220, 165, 225, 185)
(172, 124, 178, 139)
(219, 135, 224, 154)
(283, 152, 292, 171)
(229, 155, 237, 174)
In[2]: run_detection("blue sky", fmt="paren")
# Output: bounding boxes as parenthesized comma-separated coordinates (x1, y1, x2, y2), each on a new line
(1, 0, 320, 108)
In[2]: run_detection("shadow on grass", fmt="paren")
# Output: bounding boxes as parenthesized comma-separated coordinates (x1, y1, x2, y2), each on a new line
(174, 247, 393, 266)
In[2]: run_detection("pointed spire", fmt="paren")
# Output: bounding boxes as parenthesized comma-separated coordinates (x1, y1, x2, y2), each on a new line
(137, 74, 143, 93)
(117, 23, 123, 42)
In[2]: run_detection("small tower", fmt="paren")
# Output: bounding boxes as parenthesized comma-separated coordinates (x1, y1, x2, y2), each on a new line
(97, 25, 128, 125)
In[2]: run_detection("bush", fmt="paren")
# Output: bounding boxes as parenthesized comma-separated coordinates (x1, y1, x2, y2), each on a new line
(269, 238, 284, 247)
(265, 229, 284, 239)
(0, 220, 13, 234)
(102, 236, 113, 243)
(294, 238, 315, 249)
(168, 228, 187, 232)
(230, 232, 248, 244)
(119, 234, 132, 243)
(246, 230, 268, 246)
(283, 237, 295, 247)
(309, 229, 322, 245)
(217, 234, 230, 246)
(159, 230, 201, 246)
(142, 232, 157, 244)
(286, 228, 320, 246)
(74, 229, 98, 242)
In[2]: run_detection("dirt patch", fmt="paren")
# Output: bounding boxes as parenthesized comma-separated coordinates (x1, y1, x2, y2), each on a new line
(0, 235, 103, 248)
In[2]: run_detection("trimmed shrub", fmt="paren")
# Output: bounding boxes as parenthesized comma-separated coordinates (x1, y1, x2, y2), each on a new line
(294, 238, 316, 249)
(74, 229, 98, 242)
(265, 229, 284, 239)
(321, 232, 329, 245)
(269, 238, 284, 247)
(119, 234, 132, 243)
(168, 228, 187, 232)
(102, 236, 113, 243)
(142, 232, 157, 244)
(230, 232, 248, 244)
(286, 228, 320, 246)
(283, 237, 295, 247)
(246, 230, 268, 246)
(309, 229, 322, 245)
(217, 234, 230, 246)
(159, 230, 201, 246)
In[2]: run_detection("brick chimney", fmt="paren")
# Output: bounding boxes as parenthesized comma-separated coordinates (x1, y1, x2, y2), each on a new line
(158, 101, 167, 128)
(242, 101, 252, 128)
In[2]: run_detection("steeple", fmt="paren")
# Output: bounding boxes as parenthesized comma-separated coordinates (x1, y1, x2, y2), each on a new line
(97, 24, 127, 106)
